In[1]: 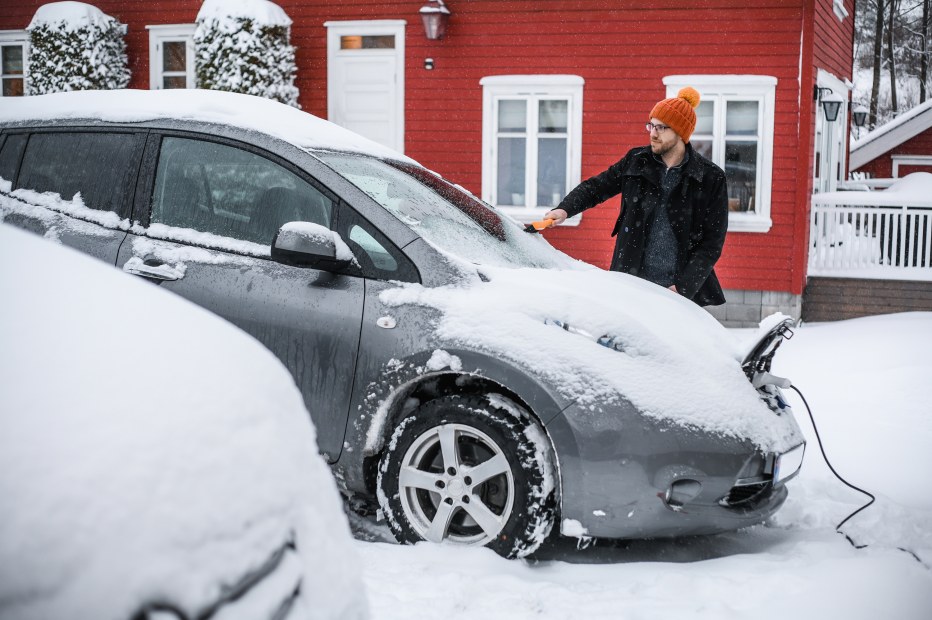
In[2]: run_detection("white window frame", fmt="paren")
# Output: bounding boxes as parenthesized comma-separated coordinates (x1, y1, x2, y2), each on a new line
(147, 24, 196, 90)
(833, 0, 849, 21)
(480, 75, 584, 225)
(664, 75, 777, 234)
(892, 155, 932, 177)
(0, 30, 29, 97)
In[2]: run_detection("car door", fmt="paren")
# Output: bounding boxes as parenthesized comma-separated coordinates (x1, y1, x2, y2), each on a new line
(116, 132, 369, 461)
(0, 129, 144, 264)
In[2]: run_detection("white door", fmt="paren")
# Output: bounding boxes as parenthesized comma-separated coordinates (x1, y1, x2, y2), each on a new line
(326, 21, 405, 153)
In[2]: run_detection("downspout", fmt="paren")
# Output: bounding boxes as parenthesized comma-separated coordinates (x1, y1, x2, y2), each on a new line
(794, 0, 817, 298)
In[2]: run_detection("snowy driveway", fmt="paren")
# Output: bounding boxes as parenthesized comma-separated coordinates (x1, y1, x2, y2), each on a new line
(353, 313, 932, 620)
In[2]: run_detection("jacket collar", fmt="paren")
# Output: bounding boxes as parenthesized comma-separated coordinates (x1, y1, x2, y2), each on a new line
(681, 142, 706, 182)
(631, 143, 705, 184)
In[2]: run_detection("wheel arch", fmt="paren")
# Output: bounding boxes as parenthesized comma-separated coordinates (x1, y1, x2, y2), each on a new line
(358, 352, 566, 508)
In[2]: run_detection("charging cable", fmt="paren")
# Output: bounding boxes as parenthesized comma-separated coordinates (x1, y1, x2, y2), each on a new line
(789, 384, 925, 566)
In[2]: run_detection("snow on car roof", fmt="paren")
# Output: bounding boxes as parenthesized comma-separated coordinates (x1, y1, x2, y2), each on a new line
(0, 224, 366, 619)
(0, 88, 413, 163)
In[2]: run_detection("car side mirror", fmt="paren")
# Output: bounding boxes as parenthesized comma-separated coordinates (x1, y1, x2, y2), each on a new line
(271, 222, 357, 273)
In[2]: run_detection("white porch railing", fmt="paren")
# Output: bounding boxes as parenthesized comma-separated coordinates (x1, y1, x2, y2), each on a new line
(809, 177, 932, 281)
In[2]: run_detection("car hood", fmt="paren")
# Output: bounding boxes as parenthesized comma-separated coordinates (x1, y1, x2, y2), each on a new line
(379, 264, 801, 454)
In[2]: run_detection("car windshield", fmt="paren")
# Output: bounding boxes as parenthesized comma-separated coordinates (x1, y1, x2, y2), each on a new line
(314, 152, 570, 269)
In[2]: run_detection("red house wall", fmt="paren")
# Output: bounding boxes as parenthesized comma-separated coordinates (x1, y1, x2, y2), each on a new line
(854, 128, 932, 178)
(1, 1, 854, 298)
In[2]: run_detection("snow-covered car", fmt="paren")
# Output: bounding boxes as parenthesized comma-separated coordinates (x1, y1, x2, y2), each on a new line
(0, 89, 805, 559)
(0, 225, 367, 620)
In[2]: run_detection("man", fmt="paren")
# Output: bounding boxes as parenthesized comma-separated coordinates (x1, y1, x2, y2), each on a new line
(544, 87, 728, 307)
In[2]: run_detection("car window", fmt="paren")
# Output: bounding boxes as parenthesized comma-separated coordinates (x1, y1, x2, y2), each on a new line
(337, 203, 419, 283)
(315, 152, 573, 270)
(0, 133, 26, 185)
(151, 136, 334, 246)
(16, 132, 142, 216)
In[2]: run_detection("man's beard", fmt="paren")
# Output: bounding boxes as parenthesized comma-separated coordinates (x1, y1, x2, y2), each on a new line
(651, 140, 673, 157)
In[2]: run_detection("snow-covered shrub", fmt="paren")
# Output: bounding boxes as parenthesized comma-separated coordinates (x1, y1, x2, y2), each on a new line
(194, 0, 300, 108)
(25, 2, 130, 95)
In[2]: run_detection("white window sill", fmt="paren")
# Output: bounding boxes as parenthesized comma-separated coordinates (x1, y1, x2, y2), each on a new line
(498, 206, 582, 227)
(727, 215, 772, 233)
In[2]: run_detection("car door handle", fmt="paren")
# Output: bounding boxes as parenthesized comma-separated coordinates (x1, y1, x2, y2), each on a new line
(123, 256, 185, 282)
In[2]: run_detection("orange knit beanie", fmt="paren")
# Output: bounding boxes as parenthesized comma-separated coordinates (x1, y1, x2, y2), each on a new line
(649, 87, 701, 143)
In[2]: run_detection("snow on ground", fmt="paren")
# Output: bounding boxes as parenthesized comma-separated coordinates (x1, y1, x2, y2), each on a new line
(351, 312, 932, 620)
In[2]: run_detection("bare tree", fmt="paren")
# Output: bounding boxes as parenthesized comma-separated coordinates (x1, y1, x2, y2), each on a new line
(889, 0, 900, 115)
(871, 0, 887, 126)
(922, 0, 929, 101)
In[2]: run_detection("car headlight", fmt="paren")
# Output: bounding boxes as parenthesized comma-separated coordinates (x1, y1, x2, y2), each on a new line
(774, 443, 805, 484)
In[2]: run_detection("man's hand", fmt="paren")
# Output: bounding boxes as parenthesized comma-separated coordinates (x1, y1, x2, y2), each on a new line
(668, 285, 678, 293)
(543, 208, 568, 225)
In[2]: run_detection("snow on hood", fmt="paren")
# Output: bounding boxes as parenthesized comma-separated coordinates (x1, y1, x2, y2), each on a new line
(381, 266, 800, 453)
(0, 89, 413, 163)
(0, 225, 366, 619)
(197, 0, 292, 27)
(27, 1, 117, 31)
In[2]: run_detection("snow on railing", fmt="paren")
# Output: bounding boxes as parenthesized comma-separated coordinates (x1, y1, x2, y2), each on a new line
(809, 174, 932, 281)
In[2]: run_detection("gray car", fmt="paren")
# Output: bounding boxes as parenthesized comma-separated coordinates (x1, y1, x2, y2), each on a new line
(0, 90, 805, 559)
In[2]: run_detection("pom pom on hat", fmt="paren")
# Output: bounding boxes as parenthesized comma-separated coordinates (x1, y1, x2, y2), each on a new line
(649, 86, 701, 143)
(677, 86, 700, 109)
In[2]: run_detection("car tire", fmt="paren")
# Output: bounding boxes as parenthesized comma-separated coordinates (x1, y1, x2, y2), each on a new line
(377, 394, 555, 559)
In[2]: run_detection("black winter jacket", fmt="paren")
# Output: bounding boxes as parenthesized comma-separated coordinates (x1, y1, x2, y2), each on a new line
(558, 144, 728, 306)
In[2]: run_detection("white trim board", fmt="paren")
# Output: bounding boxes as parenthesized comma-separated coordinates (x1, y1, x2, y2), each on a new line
(850, 99, 932, 171)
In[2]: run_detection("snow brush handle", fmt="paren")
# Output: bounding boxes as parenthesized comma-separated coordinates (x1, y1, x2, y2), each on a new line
(524, 218, 555, 233)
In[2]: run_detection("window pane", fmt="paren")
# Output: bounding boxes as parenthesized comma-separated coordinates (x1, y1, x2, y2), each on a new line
(2, 45, 24, 75)
(163, 75, 187, 89)
(691, 138, 713, 159)
(538, 100, 567, 133)
(163, 41, 186, 72)
(498, 100, 526, 132)
(340, 35, 395, 49)
(151, 137, 333, 246)
(725, 141, 758, 212)
(349, 224, 397, 271)
(0, 133, 27, 182)
(2, 77, 24, 97)
(496, 137, 526, 206)
(695, 101, 714, 135)
(537, 138, 567, 207)
(18, 132, 141, 214)
(726, 100, 759, 135)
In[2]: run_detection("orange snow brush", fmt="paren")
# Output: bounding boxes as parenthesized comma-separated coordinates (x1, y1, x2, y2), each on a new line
(524, 218, 555, 233)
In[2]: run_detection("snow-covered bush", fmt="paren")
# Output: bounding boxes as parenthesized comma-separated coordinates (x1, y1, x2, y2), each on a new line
(194, 0, 300, 108)
(25, 2, 130, 95)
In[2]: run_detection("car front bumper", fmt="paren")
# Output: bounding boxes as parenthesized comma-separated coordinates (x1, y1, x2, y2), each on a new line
(545, 398, 802, 540)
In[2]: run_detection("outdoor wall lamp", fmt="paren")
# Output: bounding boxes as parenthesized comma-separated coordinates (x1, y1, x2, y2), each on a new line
(814, 86, 843, 122)
(420, 0, 451, 40)
(852, 104, 868, 139)
(852, 104, 868, 128)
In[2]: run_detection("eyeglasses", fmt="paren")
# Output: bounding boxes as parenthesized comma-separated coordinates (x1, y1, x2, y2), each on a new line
(646, 122, 671, 134)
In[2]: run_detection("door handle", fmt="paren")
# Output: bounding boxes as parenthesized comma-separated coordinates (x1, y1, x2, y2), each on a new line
(123, 256, 185, 282)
